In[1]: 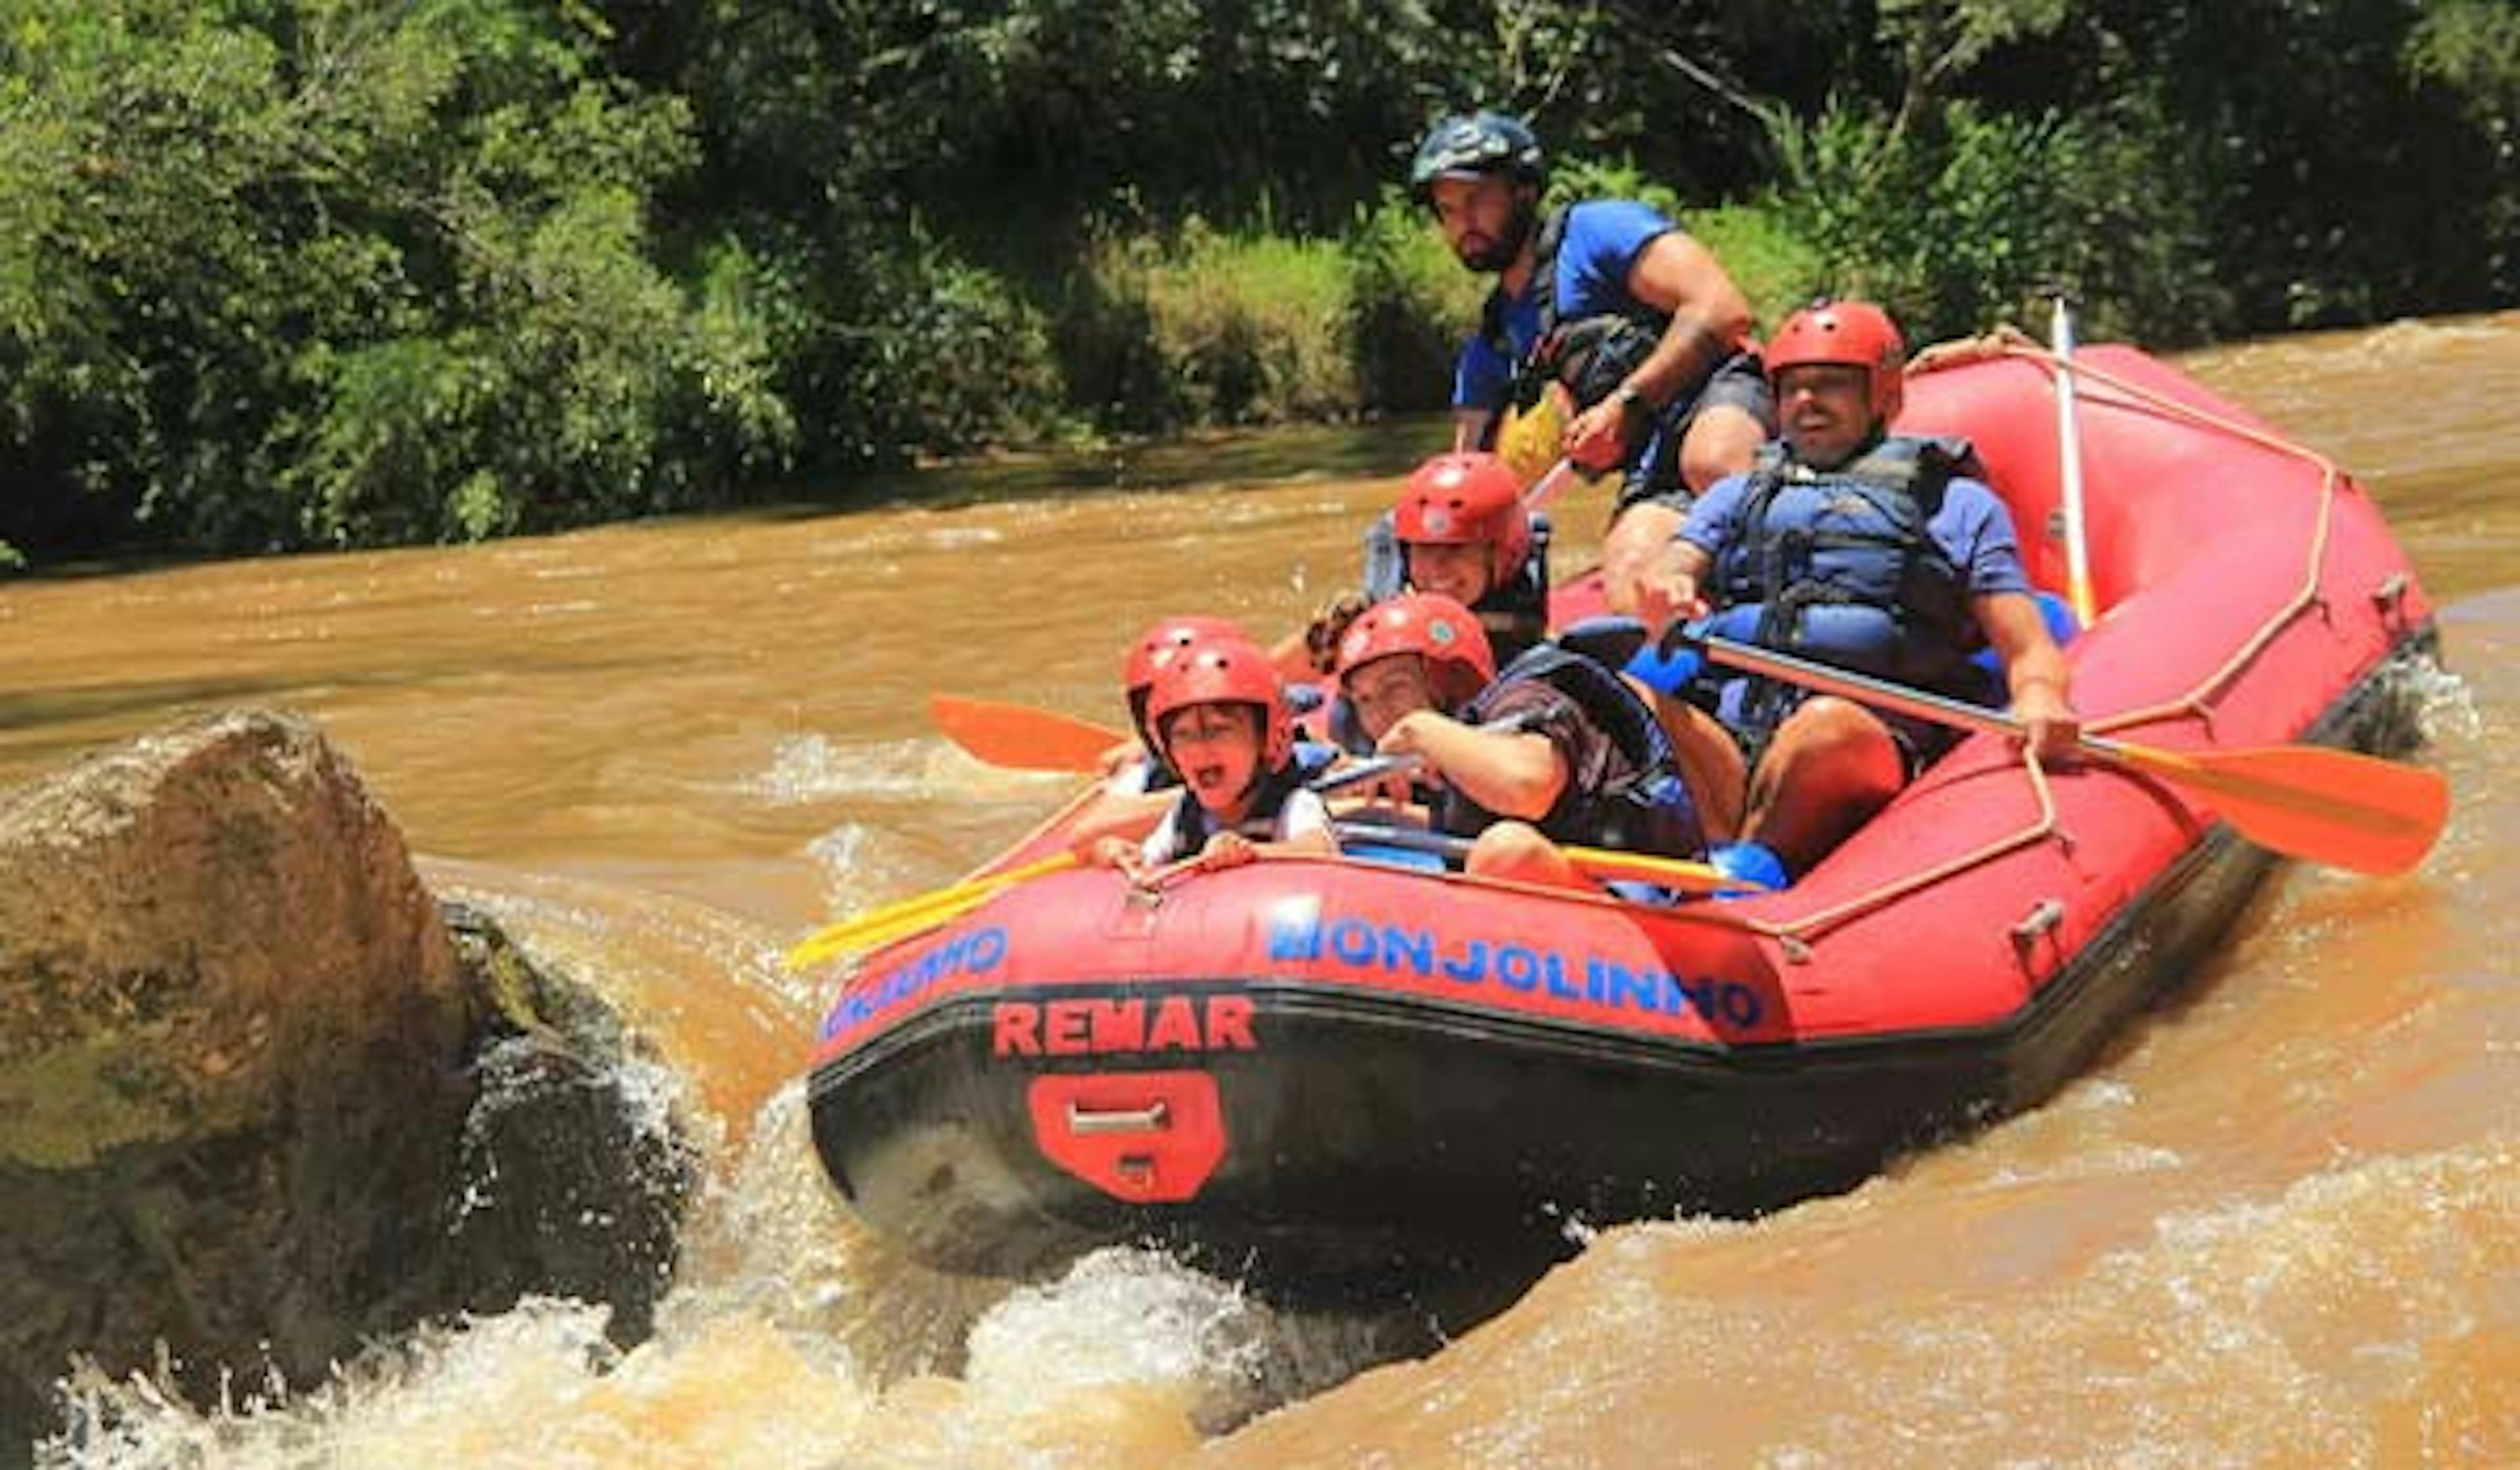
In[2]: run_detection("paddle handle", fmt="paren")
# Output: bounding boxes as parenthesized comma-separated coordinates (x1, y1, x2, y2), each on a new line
(1311, 749, 1423, 795)
(1684, 629, 2148, 763)
(1522, 456, 1578, 512)
(1334, 820, 1469, 858)
(1687, 633, 2017, 734)
(1307, 707, 1547, 797)
(1679, 626, 2445, 875)
(1334, 821, 1753, 893)
(786, 852, 1078, 969)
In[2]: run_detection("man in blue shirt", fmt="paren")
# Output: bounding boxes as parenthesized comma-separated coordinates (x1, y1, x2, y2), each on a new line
(1411, 112, 1774, 620)
(1638, 299, 2080, 880)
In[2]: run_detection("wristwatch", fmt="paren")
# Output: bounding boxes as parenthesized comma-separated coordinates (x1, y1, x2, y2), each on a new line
(1612, 384, 1652, 423)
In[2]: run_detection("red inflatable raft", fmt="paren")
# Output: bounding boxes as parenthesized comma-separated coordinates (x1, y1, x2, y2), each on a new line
(803, 341, 2441, 1288)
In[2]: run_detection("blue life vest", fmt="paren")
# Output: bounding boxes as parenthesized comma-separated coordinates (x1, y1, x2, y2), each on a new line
(1441, 644, 1704, 857)
(1706, 435, 2000, 740)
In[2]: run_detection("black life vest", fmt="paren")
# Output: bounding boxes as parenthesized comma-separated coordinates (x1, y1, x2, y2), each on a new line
(1706, 434, 2000, 742)
(1163, 754, 1317, 856)
(1479, 205, 1669, 418)
(1440, 644, 1703, 857)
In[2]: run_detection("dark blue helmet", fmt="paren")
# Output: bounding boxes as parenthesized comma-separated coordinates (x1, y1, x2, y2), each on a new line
(1410, 112, 1544, 196)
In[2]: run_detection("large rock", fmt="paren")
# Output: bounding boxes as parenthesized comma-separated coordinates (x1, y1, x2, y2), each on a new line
(0, 710, 692, 1461)
(0, 709, 469, 1167)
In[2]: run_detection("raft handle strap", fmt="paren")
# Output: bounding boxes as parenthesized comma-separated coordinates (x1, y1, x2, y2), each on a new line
(1068, 1100, 1171, 1135)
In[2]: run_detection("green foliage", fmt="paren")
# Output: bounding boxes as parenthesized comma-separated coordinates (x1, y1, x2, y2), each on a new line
(1154, 224, 1356, 425)
(1, 4, 300, 548)
(640, 0, 1467, 240)
(0, 0, 793, 556)
(2408, 0, 2520, 120)
(1545, 157, 1685, 220)
(1342, 190, 1484, 415)
(2132, 0, 2513, 326)
(1, 0, 2515, 566)
(2406, 0, 2520, 293)
(1765, 96, 2226, 345)
(839, 238, 1066, 462)
(1684, 205, 1828, 330)
(1878, 0, 2073, 95)
(1060, 217, 1370, 432)
(280, 184, 801, 543)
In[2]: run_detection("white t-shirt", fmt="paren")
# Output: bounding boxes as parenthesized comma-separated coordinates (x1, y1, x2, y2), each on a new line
(1141, 786, 1332, 864)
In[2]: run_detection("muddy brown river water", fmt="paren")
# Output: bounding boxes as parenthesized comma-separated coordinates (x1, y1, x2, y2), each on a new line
(4, 316, 2513, 1466)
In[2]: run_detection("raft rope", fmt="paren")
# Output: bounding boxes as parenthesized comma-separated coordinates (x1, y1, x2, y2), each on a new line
(855, 334, 2377, 973)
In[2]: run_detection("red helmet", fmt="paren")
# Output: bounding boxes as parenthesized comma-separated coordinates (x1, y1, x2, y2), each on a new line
(1123, 614, 1249, 696)
(1392, 452, 1532, 588)
(1334, 592, 1496, 708)
(1766, 299, 1906, 421)
(1143, 637, 1292, 769)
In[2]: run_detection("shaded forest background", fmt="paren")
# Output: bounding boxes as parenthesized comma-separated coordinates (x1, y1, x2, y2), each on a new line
(3, 0, 2515, 566)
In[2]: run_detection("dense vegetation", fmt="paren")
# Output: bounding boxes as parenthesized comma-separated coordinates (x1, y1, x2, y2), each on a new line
(4, 0, 2515, 566)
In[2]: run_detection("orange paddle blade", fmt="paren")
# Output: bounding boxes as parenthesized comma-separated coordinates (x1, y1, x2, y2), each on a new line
(1685, 629, 2450, 877)
(929, 694, 1126, 772)
(2098, 740, 2450, 877)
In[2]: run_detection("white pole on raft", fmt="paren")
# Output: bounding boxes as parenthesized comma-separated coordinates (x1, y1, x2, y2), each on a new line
(2049, 291, 2099, 628)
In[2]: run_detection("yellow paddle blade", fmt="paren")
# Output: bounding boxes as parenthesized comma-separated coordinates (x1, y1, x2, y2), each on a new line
(1561, 843, 1768, 895)
(797, 894, 992, 963)
(784, 852, 1078, 969)
(1496, 384, 1570, 486)
(1333, 818, 1763, 896)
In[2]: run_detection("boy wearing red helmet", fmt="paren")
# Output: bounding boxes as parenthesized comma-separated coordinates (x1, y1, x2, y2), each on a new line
(1642, 299, 2080, 879)
(1068, 614, 1255, 852)
(1083, 637, 1338, 879)
(1334, 592, 1707, 891)
(1107, 613, 1251, 791)
(1283, 450, 1551, 679)
(1383, 451, 1549, 665)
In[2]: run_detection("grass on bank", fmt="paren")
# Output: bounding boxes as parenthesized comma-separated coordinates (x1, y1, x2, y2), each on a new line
(1045, 179, 1826, 453)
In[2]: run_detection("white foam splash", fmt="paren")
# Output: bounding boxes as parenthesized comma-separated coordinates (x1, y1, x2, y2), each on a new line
(40, 1300, 628, 1470)
(921, 526, 1005, 550)
(2410, 661, 2483, 744)
(741, 734, 942, 805)
(964, 1248, 1272, 1409)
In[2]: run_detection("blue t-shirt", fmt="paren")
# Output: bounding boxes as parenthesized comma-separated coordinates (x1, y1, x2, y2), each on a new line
(1451, 199, 1677, 412)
